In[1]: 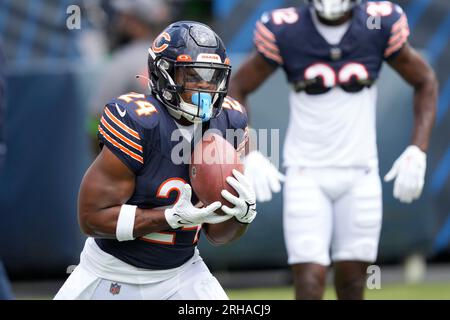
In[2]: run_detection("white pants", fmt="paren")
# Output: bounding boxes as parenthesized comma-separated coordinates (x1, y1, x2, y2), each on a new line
(54, 253, 228, 300)
(283, 166, 382, 266)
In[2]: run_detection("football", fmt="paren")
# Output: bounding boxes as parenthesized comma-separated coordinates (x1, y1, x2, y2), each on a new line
(189, 133, 244, 215)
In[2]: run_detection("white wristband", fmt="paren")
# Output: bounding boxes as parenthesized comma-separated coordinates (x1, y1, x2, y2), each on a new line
(116, 204, 137, 242)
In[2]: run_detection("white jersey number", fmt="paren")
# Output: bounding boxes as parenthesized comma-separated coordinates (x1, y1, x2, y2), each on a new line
(366, 1, 394, 16)
(271, 8, 299, 25)
(304, 62, 369, 87)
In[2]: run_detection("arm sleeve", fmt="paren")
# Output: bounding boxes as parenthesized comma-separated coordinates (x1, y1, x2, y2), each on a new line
(253, 11, 283, 67)
(98, 102, 145, 173)
(381, 3, 410, 61)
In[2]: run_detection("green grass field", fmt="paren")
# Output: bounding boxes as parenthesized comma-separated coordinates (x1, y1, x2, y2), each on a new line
(226, 282, 450, 300)
(13, 281, 450, 300)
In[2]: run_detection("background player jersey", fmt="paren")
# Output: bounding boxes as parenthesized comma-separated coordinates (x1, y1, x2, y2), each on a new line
(95, 92, 247, 270)
(254, 1, 409, 168)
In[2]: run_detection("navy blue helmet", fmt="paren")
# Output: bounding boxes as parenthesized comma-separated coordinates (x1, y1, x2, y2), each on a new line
(147, 21, 231, 122)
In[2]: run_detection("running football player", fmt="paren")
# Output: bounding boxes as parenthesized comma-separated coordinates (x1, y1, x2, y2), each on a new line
(55, 21, 257, 300)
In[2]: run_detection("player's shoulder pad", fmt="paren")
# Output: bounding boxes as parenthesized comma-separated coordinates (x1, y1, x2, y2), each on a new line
(365, 1, 408, 33)
(221, 96, 248, 130)
(107, 92, 161, 130)
(258, 6, 303, 34)
(99, 92, 159, 170)
(254, 6, 303, 66)
(364, 1, 409, 59)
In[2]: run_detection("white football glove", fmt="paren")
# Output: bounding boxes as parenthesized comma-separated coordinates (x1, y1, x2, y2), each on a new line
(244, 150, 285, 202)
(165, 184, 231, 229)
(221, 169, 257, 224)
(384, 145, 427, 204)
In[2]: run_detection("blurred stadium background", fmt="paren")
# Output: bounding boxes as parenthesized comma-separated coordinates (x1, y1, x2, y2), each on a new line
(0, 0, 449, 299)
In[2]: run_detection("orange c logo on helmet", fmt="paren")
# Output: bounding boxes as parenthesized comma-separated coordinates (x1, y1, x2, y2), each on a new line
(177, 54, 192, 62)
(152, 32, 171, 53)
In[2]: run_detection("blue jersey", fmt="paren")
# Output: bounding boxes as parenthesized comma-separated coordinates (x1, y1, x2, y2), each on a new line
(254, 1, 409, 93)
(95, 92, 247, 270)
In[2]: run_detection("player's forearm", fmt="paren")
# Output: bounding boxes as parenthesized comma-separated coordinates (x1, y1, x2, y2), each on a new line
(79, 207, 170, 239)
(204, 218, 249, 246)
(223, 219, 249, 243)
(411, 70, 438, 152)
(389, 45, 438, 152)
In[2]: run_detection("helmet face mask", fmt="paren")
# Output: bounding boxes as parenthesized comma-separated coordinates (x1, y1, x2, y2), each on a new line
(309, 0, 360, 21)
(175, 64, 229, 121)
(147, 21, 231, 123)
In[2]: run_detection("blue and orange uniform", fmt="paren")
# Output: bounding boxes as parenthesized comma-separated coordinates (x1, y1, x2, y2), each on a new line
(96, 92, 247, 269)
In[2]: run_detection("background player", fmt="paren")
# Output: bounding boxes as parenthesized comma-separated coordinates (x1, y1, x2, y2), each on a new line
(54, 21, 257, 300)
(230, 0, 437, 299)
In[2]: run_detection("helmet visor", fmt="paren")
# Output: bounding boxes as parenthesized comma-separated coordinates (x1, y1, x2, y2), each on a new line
(175, 64, 229, 93)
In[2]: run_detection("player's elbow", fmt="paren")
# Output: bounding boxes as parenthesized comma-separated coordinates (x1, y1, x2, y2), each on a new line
(204, 229, 232, 246)
(78, 212, 94, 236)
(204, 223, 247, 246)
(206, 237, 228, 246)
(428, 69, 439, 96)
(79, 225, 94, 237)
(78, 209, 98, 237)
(416, 65, 439, 95)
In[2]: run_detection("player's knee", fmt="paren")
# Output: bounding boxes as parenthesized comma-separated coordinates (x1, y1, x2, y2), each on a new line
(335, 277, 366, 300)
(292, 265, 327, 300)
(295, 278, 325, 299)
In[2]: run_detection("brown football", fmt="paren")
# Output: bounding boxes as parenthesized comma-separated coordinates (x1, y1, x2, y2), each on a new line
(189, 133, 243, 215)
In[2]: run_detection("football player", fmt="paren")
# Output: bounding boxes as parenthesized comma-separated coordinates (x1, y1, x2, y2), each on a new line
(54, 21, 257, 300)
(230, 0, 437, 299)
